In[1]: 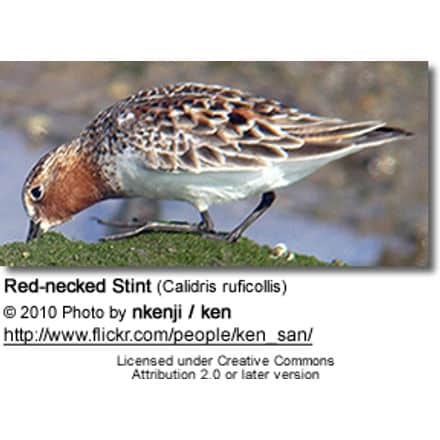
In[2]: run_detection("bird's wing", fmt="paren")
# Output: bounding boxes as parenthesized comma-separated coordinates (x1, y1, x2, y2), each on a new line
(81, 82, 411, 172)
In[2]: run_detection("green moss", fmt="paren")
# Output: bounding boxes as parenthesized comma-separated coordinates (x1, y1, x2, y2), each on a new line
(0, 232, 337, 267)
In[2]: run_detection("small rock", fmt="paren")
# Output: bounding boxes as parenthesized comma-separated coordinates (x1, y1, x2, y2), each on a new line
(270, 243, 288, 259)
(285, 251, 295, 262)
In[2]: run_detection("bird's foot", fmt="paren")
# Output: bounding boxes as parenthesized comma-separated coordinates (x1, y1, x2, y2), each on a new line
(95, 216, 243, 243)
(99, 220, 237, 242)
(100, 221, 202, 241)
(94, 216, 195, 229)
(93, 216, 142, 229)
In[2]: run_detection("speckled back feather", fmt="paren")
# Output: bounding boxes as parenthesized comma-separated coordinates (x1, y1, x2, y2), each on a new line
(80, 82, 411, 173)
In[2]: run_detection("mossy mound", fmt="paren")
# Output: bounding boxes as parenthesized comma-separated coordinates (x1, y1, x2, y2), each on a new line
(0, 232, 337, 267)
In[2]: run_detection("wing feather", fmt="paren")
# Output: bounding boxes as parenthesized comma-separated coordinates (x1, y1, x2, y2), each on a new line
(80, 82, 412, 173)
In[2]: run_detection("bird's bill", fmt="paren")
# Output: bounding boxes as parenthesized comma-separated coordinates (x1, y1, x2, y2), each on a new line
(26, 220, 41, 242)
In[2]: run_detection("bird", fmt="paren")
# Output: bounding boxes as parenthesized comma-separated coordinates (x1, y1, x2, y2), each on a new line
(23, 82, 412, 243)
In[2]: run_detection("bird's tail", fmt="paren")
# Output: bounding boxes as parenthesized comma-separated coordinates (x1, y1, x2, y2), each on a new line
(343, 123, 414, 148)
(285, 121, 413, 158)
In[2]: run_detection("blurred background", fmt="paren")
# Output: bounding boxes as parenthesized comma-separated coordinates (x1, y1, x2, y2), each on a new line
(0, 62, 428, 266)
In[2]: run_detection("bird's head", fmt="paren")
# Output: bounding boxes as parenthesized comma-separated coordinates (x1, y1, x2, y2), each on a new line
(22, 138, 110, 241)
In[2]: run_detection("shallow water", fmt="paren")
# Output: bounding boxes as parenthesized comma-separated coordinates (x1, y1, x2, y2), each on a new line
(0, 126, 411, 266)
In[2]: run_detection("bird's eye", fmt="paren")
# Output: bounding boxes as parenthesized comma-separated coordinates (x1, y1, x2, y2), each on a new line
(30, 186, 44, 202)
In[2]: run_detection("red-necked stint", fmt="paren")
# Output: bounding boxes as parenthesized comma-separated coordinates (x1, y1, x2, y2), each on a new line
(23, 82, 412, 242)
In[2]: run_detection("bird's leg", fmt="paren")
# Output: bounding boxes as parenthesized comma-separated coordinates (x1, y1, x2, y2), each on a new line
(100, 209, 217, 241)
(198, 210, 215, 232)
(93, 217, 143, 228)
(99, 195, 275, 242)
(224, 191, 276, 243)
(95, 216, 194, 229)
(101, 221, 206, 241)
